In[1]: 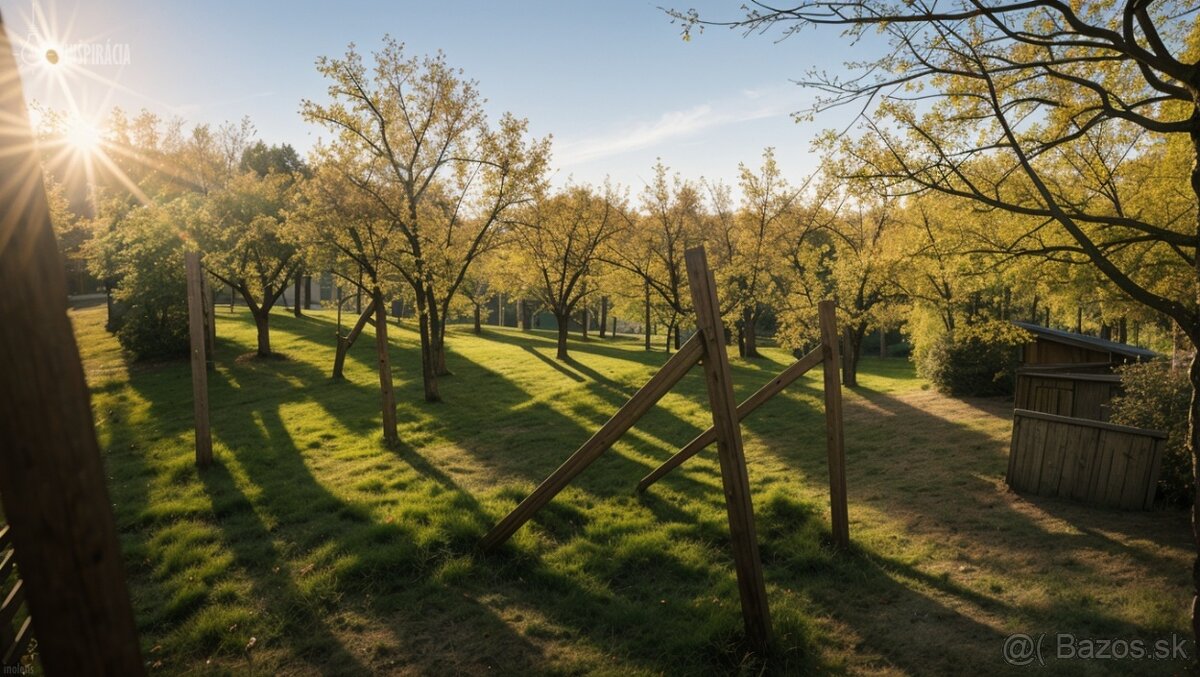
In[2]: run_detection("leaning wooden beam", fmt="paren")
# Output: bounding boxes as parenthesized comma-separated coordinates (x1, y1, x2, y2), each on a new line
(685, 247, 772, 651)
(185, 251, 214, 467)
(817, 300, 850, 549)
(480, 334, 704, 551)
(636, 346, 824, 493)
(0, 15, 146, 674)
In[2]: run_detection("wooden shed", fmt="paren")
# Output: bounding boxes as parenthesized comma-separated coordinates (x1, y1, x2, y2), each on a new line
(1007, 322, 1165, 509)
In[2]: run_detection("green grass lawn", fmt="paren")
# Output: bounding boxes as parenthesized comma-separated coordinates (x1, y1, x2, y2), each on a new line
(71, 305, 1192, 675)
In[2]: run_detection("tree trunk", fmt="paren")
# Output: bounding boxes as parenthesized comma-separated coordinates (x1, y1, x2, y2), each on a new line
(293, 270, 303, 317)
(332, 299, 376, 380)
(304, 274, 312, 310)
(1189, 349, 1200, 649)
(415, 295, 441, 403)
(737, 319, 746, 357)
(599, 296, 608, 338)
(556, 314, 570, 361)
(373, 290, 398, 443)
(612, 316, 617, 337)
(743, 306, 759, 357)
(473, 304, 482, 335)
(253, 309, 271, 357)
(674, 324, 681, 351)
(355, 270, 363, 314)
(581, 307, 589, 340)
(432, 315, 450, 377)
(104, 285, 115, 331)
(644, 282, 652, 351)
(841, 323, 867, 388)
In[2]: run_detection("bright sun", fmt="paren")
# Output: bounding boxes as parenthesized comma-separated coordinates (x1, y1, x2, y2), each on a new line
(63, 116, 102, 154)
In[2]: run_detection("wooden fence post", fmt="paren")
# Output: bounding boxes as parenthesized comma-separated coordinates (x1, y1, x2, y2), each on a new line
(817, 301, 850, 549)
(185, 251, 214, 467)
(201, 270, 215, 364)
(0, 15, 145, 673)
(685, 247, 772, 651)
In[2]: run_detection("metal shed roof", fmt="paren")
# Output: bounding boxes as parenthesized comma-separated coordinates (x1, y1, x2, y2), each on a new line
(1012, 321, 1160, 360)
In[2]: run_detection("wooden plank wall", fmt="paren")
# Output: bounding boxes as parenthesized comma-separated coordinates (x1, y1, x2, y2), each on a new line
(1022, 338, 1111, 366)
(1014, 372, 1120, 421)
(0, 526, 35, 670)
(1006, 409, 1166, 509)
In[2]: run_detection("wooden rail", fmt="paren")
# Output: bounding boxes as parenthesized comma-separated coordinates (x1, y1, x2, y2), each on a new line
(479, 334, 704, 550)
(636, 346, 823, 492)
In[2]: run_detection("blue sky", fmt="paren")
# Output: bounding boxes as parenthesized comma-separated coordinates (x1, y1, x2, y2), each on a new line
(5, 0, 864, 192)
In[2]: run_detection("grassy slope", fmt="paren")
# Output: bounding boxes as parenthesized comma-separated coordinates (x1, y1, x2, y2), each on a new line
(72, 306, 1191, 675)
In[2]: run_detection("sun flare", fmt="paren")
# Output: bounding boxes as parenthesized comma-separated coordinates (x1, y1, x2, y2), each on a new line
(63, 115, 101, 155)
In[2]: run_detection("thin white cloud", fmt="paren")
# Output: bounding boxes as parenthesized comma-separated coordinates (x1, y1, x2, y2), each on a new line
(555, 85, 804, 166)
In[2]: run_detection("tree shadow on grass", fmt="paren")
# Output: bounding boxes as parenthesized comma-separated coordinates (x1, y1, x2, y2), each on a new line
(197, 366, 552, 674)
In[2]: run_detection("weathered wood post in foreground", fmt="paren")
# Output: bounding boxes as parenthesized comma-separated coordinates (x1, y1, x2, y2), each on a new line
(0, 12, 145, 673)
(185, 250, 213, 467)
(684, 247, 772, 650)
(818, 300, 850, 549)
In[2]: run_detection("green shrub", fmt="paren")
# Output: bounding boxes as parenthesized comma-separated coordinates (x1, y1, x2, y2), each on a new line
(91, 199, 194, 360)
(1110, 361, 1191, 507)
(918, 321, 1030, 397)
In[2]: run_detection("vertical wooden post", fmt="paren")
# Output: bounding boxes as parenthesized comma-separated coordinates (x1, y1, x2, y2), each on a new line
(818, 301, 850, 549)
(0, 16, 145, 673)
(185, 251, 213, 467)
(685, 247, 772, 652)
(201, 271, 216, 364)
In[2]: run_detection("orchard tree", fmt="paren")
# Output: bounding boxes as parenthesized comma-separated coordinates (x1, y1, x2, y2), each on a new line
(505, 184, 624, 360)
(606, 161, 705, 351)
(720, 148, 805, 357)
(201, 168, 300, 357)
(302, 38, 549, 402)
(672, 0, 1200, 639)
(776, 180, 903, 386)
(293, 150, 402, 443)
